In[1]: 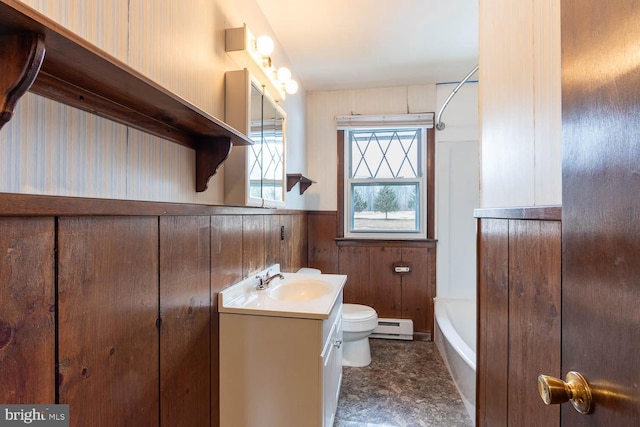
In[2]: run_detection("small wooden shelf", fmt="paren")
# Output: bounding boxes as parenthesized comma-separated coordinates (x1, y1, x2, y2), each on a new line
(0, 0, 251, 192)
(286, 174, 315, 195)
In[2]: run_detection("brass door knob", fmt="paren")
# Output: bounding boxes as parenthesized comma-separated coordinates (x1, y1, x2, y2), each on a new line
(538, 371, 593, 414)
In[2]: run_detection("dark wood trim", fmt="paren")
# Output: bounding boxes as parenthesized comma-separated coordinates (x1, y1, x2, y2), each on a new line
(0, 192, 308, 217)
(307, 210, 338, 216)
(474, 205, 561, 221)
(426, 126, 435, 238)
(335, 238, 437, 247)
(0, 33, 45, 129)
(286, 174, 315, 194)
(195, 138, 232, 192)
(337, 130, 345, 237)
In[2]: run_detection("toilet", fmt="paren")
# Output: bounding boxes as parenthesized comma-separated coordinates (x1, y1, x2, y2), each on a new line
(341, 303, 378, 367)
(295, 268, 378, 368)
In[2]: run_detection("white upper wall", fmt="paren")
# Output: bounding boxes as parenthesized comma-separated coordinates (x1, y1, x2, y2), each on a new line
(478, 0, 561, 207)
(0, 0, 307, 207)
(305, 85, 437, 211)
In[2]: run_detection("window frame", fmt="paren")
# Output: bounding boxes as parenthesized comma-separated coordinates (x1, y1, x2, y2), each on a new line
(337, 115, 435, 240)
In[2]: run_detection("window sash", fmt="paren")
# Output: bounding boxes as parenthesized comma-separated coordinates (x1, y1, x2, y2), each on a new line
(344, 127, 427, 239)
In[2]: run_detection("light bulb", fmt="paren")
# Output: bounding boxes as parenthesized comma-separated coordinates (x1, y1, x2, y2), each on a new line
(285, 79, 299, 95)
(276, 67, 292, 84)
(256, 35, 274, 56)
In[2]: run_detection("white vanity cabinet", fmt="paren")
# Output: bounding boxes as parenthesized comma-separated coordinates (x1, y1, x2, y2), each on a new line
(219, 292, 343, 427)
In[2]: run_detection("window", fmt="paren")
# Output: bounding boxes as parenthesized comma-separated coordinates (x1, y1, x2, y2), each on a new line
(338, 114, 434, 239)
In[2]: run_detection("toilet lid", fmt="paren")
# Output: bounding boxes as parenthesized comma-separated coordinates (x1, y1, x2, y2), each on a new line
(343, 303, 377, 322)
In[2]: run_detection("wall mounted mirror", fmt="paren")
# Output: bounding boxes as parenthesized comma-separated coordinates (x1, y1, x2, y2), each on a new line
(225, 69, 286, 207)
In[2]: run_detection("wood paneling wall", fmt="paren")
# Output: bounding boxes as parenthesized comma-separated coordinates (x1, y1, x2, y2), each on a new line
(0, 193, 308, 427)
(0, 218, 55, 404)
(160, 216, 212, 427)
(57, 217, 160, 426)
(476, 207, 561, 427)
(308, 211, 437, 337)
(337, 240, 437, 337)
(308, 211, 339, 273)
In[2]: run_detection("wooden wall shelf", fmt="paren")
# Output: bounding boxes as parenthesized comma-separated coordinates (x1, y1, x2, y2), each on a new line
(286, 174, 315, 195)
(0, 0, 251, 192)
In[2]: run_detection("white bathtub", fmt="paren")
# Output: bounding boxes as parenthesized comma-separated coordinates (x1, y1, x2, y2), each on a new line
(434, 298, 476, 423)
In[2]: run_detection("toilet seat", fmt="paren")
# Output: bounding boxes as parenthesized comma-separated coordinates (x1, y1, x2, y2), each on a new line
(343, 303, 378, 332)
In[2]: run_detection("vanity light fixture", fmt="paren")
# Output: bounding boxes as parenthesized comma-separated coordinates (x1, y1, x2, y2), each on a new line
(225, 24, 298, 100)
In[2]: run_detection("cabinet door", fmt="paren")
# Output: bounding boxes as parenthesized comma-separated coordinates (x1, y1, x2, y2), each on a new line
(261, 95, 285, 207)
(322, 318, 342, 427)
(224, 69, 285, 207)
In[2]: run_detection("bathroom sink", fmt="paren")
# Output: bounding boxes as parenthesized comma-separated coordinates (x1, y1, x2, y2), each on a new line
(218, 265, 346, 319)
(269, 279, 333, 302)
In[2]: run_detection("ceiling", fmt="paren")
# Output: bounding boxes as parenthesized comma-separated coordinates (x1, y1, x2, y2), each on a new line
(255, 0, 479, 92)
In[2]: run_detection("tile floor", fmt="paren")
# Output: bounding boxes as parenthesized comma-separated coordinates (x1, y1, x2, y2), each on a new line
(334, 338, 473, 427)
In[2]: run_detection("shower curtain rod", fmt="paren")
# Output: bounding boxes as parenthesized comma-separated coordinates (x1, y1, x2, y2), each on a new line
(435, 64, 479, 131)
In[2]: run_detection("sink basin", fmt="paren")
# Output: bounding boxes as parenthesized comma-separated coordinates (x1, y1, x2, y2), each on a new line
(269, 279, 333, 302)
(218, 266, 347, 319)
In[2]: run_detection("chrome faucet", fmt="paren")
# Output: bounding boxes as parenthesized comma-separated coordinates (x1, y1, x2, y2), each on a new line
(255, 271, 285, 290)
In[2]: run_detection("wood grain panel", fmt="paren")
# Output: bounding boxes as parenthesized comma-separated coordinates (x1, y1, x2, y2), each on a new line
(308, 211, 338, 273)
(562, 0, 640, 423)
(210, 214, 242, 427)
(242, 215, 265, 278)
(159, 216, 211, 427)
(368, 247, 402, 319)
(210, 215, 243, 290)
(0, 191, 306, 216)
(476, 218, 509, 427)
(265, 215, 281, 269)
(0, 217, 55, 404)
(338, 246, 370, 305)
(57, 217, 159, 427)
(283, 213, 307, 272)
(507, 220, 560, 427)
(402, 246, 435, 334)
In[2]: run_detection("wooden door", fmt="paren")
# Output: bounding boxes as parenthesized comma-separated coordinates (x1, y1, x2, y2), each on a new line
(560, 0, 640, 423)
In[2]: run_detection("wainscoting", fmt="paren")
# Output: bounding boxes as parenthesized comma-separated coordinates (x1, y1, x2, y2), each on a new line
(308, 211, 437, 339)
(475, 206, 561, 427)
(0, 193, 308, 427)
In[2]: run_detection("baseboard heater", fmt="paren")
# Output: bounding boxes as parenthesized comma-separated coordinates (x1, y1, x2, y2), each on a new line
(371, 318, 413, 340)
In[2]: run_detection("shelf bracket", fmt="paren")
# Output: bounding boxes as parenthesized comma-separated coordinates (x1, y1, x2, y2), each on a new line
(196, 137, 233, 192)
(286, 173, 315, 195)
(0, 33, 45, 130)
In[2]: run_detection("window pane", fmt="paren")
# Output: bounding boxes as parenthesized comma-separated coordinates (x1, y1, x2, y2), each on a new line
(350, 129, 420, 179)
(350, 183, 419, 232)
